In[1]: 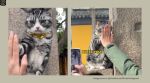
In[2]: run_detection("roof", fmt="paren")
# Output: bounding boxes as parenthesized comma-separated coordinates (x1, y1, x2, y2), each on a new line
(71, 8, 109, 25)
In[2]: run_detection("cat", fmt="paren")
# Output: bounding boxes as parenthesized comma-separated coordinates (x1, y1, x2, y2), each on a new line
(86, 22, 113, 73)
(19, 8, 53, 75)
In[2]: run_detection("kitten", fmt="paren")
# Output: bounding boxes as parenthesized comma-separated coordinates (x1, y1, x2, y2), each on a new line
(19, 8, 53, 75)
(86, 22, 113, 73)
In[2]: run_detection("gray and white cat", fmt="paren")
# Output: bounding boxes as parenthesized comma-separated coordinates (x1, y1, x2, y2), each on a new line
(86, 22, 113, 73)
(19, 8, 53, 75)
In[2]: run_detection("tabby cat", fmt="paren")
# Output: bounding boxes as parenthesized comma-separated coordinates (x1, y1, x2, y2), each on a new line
(19, 8, 53, 75)
(86, 22, 113, 73)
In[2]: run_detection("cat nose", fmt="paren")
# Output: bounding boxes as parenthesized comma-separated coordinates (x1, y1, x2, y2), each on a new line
(36, 27, 40, 30)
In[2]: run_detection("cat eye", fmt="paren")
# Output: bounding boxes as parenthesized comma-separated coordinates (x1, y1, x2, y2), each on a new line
(40, 19, 51, 24)
(29, 20, 35, 24)
(40, 20, 46, 23)
(40, 19, 52, 28)
(25, 20, 35, 28)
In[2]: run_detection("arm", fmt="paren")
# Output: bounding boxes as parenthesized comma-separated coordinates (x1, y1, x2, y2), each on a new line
(104, 44, 141, 75)
(100, 24, 141, 75)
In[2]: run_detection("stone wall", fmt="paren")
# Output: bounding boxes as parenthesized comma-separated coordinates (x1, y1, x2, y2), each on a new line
(110, 8, 142, 75)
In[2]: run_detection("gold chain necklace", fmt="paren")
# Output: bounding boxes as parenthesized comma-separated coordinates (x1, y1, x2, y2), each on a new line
(30, 33, 47, 39)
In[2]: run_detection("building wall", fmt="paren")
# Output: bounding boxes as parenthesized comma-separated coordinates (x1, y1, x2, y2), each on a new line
(72, 25, 92, 64)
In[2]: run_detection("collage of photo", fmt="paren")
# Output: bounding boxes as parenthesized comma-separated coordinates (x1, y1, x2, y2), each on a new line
(8, 8, 141, 76)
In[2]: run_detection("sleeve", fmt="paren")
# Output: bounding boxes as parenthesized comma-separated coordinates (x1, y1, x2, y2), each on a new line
(104, 44, 141, 75)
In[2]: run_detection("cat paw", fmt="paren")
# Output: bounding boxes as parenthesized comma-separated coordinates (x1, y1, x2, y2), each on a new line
(36, 71, 41, 75)
(98, 66, 105, 70)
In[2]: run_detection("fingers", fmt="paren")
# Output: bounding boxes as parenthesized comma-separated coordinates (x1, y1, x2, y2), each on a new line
(105, 24, 111, 37)
(8, 32, 28, 75)
(100, 24, 113, 47)
(12, 34, 19, 64)
(20, 54, 28, 75)
(8, 31, 14, 61)
(102, 24, 111, 40)
(102, 24, 108, 39)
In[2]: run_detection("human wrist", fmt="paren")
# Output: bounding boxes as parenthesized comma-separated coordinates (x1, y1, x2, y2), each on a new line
(105, 43, 114, 49)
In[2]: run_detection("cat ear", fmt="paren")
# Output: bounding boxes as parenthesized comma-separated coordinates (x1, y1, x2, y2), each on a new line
(43, 8, 51, 12)
(42, 8, 52, 16)
(21, 8, 32, 13)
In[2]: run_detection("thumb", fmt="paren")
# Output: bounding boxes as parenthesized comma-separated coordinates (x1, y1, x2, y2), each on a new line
(20, 54, 28, 75)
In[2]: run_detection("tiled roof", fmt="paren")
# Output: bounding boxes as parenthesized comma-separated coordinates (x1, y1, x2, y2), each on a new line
(71, 9, 109, 25)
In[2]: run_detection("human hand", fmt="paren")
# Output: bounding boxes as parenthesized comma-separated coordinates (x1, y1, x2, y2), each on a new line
(8, 31, 28, 75)
(74, 64, 84, 75)
(100, 24, 113, 47)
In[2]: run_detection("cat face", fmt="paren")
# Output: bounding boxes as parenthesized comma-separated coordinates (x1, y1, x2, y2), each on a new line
(22, 8, 52, 34)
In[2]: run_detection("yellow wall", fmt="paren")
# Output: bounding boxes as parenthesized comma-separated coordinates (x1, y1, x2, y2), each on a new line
(72, 25, 92, 64)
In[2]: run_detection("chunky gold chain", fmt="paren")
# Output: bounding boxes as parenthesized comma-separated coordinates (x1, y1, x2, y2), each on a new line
(30, 33, 47, 39)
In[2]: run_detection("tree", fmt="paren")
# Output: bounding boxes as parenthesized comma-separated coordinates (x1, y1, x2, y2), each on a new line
(44, 8, 59, 75)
